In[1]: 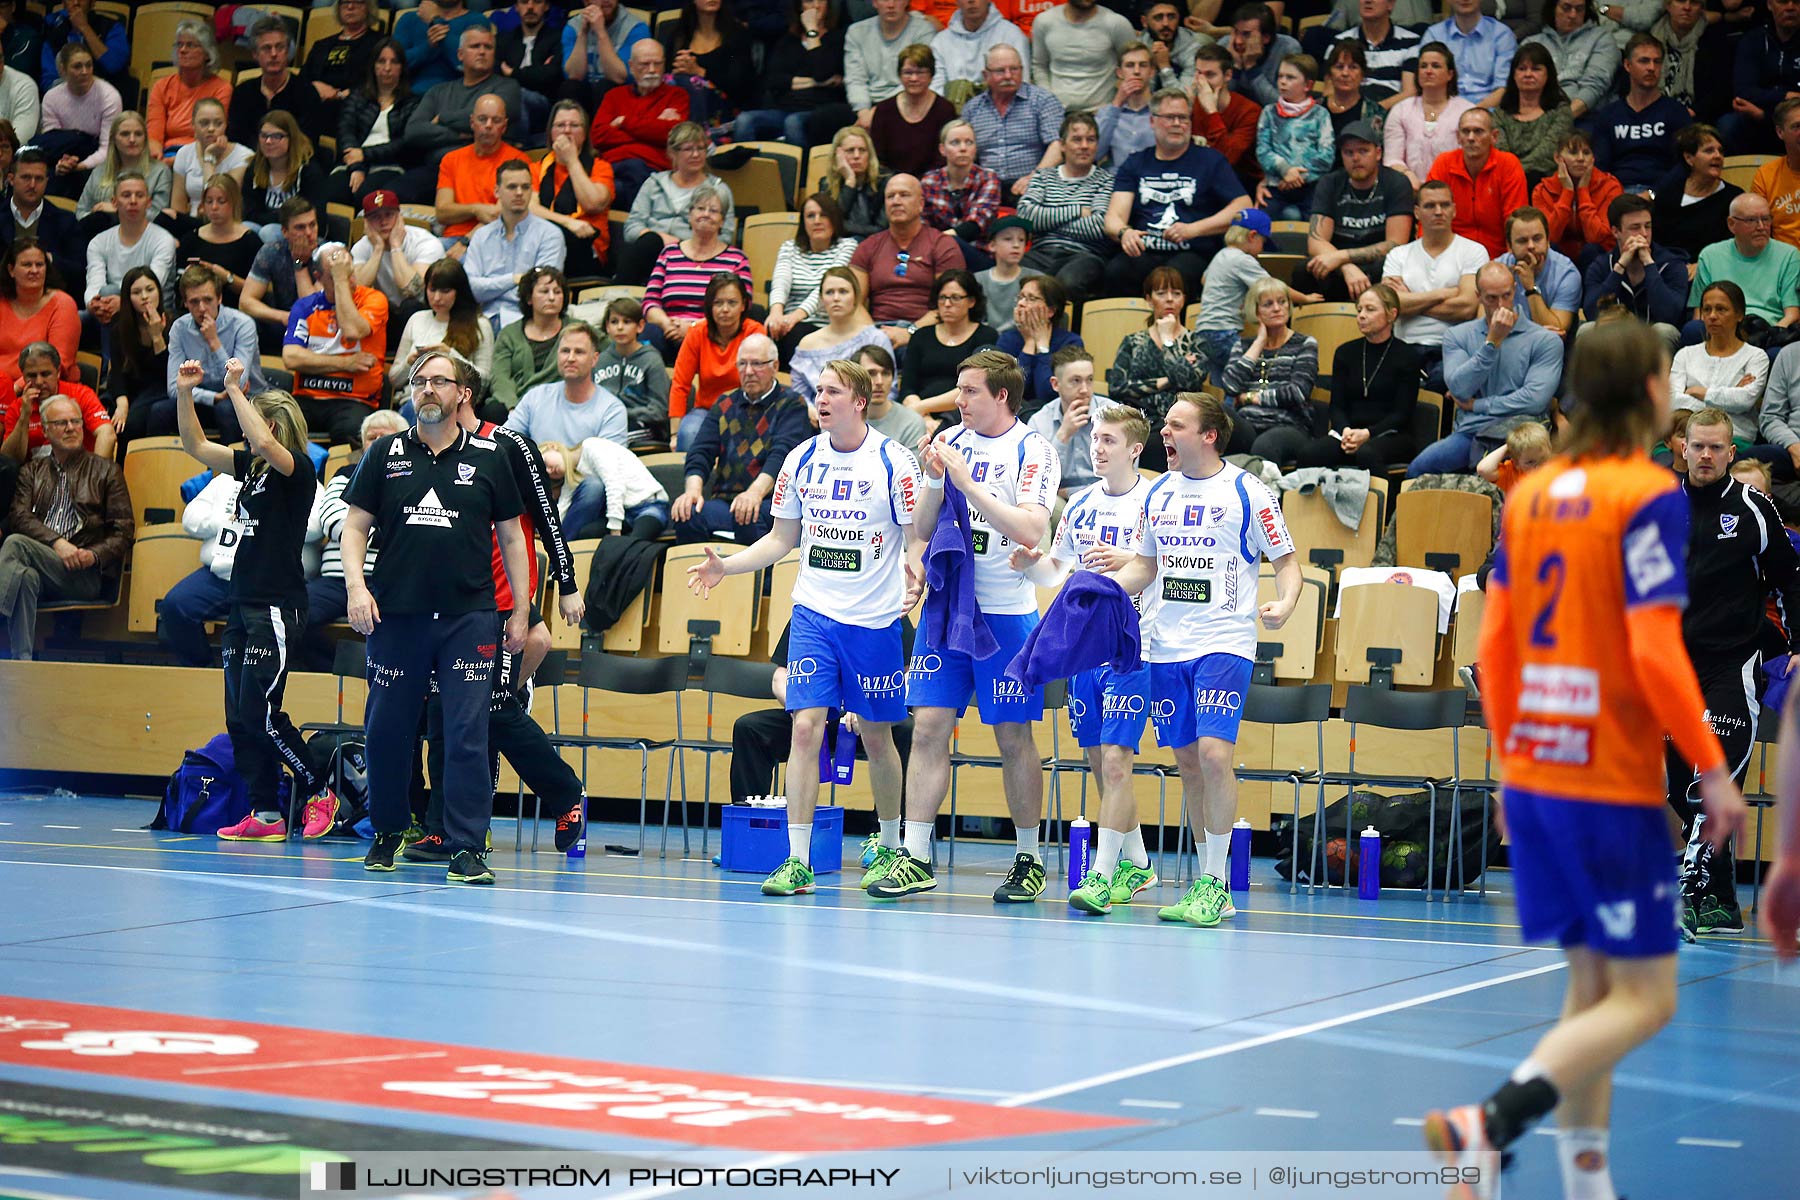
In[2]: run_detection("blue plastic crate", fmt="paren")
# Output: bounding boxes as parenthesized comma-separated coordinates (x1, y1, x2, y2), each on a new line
(719, 805, 844, 874)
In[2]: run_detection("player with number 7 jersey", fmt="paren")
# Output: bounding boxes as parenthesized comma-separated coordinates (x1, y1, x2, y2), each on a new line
(685, 358, 923, 899)
(1109, 393, 1301, 929)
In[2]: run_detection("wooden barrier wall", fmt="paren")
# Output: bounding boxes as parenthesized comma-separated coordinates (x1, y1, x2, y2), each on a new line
(0, 661, 1781, 863)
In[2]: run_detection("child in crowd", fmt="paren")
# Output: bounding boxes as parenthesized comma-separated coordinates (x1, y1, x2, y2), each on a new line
(1477, 422, 1553, 495)
(595, 296, 672, 447)
(1255, 53, 1335, 220)
(977, 217, 1030, 333)
(1192, 208, 1321, 385)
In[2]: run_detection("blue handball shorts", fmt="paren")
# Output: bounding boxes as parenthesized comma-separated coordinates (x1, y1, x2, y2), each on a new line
(1068, 663, 1152, 749)
(1149, 653, 1254, 748)
(1504, 786, 1681, 959)
(905, 611, 1044, 724)
(785, 605, 908, 723)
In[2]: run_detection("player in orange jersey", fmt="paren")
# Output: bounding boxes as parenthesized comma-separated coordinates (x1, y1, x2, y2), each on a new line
(1422, 320, 1747, 1200)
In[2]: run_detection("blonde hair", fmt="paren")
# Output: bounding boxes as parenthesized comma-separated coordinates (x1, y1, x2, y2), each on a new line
(1223, 222, 1257, 250)
(1731, 458, 1772, 491)
(1241, 276, 1288, 326)
(1506, 421, 1552, 460)
(827, 125, 882, 196)
(822, 358, 873, 409)
(96, 112, 153, 195)
(252, 389, 311, 469)
(1097, 405, 1151, 451)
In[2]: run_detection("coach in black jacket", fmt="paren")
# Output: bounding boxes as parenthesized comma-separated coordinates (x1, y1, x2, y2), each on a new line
(1669, 408, 1800, 938)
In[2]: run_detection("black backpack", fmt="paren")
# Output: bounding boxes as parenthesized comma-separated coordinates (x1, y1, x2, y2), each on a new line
(1275, 789, 1500, 889)
(305, 729, 369, 836)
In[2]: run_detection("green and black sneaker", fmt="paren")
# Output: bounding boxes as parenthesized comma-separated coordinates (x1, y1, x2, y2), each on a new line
(762, 856, 816, 896)
(1693, 895, 1744, 935)
(1108, 860, 1158, 904)
(446, 849, 495, 885)
(364, 833, 403, 872)
(993, 853, 1046, 903)
(1158, 878, 1207, 921)
(859, 844, 901, 889)
(866, 849, 937, 899)
(1068, 869, 1114, 915)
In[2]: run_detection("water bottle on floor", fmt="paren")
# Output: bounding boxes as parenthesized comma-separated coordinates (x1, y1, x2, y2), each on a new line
(1229, 818, 1252, 891)
(1359, 826, 1381, 900)
(1067, 818, 1091, 889)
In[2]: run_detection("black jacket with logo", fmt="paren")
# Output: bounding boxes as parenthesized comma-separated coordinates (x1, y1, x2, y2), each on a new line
(1680, 475, 1800, 662)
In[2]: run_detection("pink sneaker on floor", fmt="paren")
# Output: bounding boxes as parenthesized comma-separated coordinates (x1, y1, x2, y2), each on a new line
(301, 789, 340, 839)
(218, 813, 287, 841)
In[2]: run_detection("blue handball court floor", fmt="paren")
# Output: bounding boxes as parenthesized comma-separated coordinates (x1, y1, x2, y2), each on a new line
(1, 793, 1797, 1200)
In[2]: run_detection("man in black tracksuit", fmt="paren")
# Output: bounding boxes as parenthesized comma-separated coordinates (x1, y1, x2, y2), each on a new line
(1668, 410, 1800, 936)
(408, 406, 592, 861)
(342, 349, 531, 884)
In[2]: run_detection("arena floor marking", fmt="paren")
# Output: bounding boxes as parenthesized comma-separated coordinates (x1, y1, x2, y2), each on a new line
(0, 837, 1578, 939)
(994, 960, 1569, 1108)
(0, 996, 1136, 1152)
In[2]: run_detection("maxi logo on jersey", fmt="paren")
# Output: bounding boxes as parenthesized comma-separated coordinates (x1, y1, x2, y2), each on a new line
(0, 997, 1135, 1152)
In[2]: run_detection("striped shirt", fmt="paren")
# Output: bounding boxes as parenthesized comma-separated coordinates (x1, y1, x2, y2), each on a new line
(1017, 162, 1114, 253)
(1331, 23, 1421, 101)
(644, 245, 753, 322)
(770, 236, 860, 321)
(962, 83, 1066, 183)
(315, 472, 379, 580)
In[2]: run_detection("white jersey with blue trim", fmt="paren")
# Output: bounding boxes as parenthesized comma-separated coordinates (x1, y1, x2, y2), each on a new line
(1050, 476, 1154, 620)
(940, 419, 1061, 615)
(1137, 462, 1295, 663)
(772, 428, 923, 628)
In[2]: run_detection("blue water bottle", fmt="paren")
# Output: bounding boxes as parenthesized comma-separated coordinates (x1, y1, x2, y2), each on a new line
(832, 722, 858, 786)
(1229, 818, 1252, 891)
(1067, 818, 1092, 889)
(1358, 826, 1381, 900)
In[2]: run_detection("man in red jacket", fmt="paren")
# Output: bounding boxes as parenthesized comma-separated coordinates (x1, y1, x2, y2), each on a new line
(1189, 43, 1259, 188)
(589, 39, 689, 211)
(1426, 107, 1528, 258)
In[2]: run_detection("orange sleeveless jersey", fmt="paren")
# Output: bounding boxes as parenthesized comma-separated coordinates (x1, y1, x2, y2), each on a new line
(1483, 454, 1704, 807)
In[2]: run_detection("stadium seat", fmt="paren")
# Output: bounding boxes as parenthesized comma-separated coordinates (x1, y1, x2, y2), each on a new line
(657, 543, 757, 656)
(1723, 154, 1773, 192)
(1394, 487, 1492, 577)
(1079, 297, 1151, 382)
(1256, 562, 1327, 681)
(1290, 302, 1360, 374)
(1268, 220, 1309, 255)
(1279, 473, 1386, 584)
(803, 143, 834, 198)
(709, 153, 791, 221)
(1451, 587, 1484, 674)
(723, 141, 805, 208)
(760, 551, 800, 660)
(548, 537, 602, 652)
(121, 438, 194, 528)
(1335, 580, 1438, 686)
(126, 530, 203, 633)
(545, 649, 686, 855)
(740, 212, 797, 304)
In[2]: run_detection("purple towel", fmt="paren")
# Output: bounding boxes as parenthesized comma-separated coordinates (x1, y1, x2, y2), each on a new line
(923, 480, 999, 660)
(1006, 571, 1142, 686)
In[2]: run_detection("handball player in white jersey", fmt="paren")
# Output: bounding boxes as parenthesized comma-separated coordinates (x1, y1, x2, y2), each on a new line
(1112, 393, 1300, 927)
(871, 349, 1062, 901)
(688, 359, 923, 897)
(1011, 404, 1161, 914)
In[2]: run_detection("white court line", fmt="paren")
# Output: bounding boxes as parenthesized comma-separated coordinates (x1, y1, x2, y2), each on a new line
(1392, 1117, 1425, 1127)
(755, 1075, 1012, 1100)
(1677, 1138, 1744, 1149)
(41, 826, 78, 830)
(1255, 1108, 1319, 1120)
(1119, 1099, 1183, 1110)
(0, 856, 1543, 955)
(184, 1051, 449, 1076)
(997, 962, 1567, 1108)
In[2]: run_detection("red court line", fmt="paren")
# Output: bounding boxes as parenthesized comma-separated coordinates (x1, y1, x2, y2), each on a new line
(0, 997, 1136, 1151)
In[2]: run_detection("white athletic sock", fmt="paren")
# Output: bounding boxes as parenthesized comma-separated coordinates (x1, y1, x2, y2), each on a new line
(879, 817, 902, 849)
(1123, 824, 1149, 868)
(1554, 1128, 1614, 1200)
(904, 823, 932, 860)
(1203, 834, 1229, 882)
(256, 811, 283, 822)
(1016, 825, 1040, 861)
(787, 823, 812, 866)
(1511, 1058, 1551, 1086)
(1095, 827, 1125, 876)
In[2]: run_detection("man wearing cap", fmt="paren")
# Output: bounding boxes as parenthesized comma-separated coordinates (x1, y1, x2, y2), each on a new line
(282, 243, 390, 447)
(463, 157, 565, 329)
(350, 189, 446, 348)
(1301, 119, 1414, 302)
(1103, 86, 1250, 299)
